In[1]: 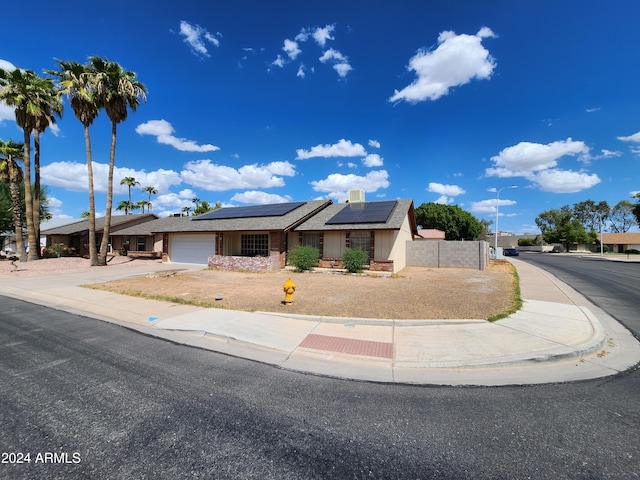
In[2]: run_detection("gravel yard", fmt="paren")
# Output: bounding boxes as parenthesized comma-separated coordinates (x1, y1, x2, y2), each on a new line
(1, 256, 518, 320)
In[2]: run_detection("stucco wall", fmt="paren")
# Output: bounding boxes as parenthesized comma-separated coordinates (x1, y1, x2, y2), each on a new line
(406, 240, 490, 270)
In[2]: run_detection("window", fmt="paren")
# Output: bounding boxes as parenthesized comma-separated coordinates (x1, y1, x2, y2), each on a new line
(137, 236, 146, 251)
(349, 232, 371, 262)
(301, 233, 320, 251)
(241, 234, 269, 257)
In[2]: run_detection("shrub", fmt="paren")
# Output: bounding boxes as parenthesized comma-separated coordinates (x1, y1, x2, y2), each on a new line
(42, 243, 77, 258)
(288, 245, 319, 272)
(119, 247, 128, 256)
(342, 247, 369, 273)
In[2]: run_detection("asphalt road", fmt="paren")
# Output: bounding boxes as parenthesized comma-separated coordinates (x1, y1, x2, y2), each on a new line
(516, 253, 640, 338)
(1, 296, 639, 479)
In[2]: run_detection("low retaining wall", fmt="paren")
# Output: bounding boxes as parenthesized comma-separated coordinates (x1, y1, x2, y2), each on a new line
(208, 253, 281, 272)
(406, 240, 490, 270)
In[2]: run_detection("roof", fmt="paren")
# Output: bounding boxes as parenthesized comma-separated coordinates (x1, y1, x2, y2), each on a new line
(40, 218, 83, 232)
(42, 214, 159, 235)
(293, 199, 418, 234)
(415, 228, 446, 240)
(152, 200, 333, 233)
(600, 232, 640, 244)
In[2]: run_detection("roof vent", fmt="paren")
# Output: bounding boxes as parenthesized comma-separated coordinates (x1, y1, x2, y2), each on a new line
(348, 188, 365, 203)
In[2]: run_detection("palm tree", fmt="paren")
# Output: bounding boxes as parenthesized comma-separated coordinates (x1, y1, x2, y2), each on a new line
(0, 67, 62, 261)
(182, 206, 191, 216)
(90, 56, 147, 266)
(142, 185, 157, 211)
(116, 200, 132, 215)
(120, 176, 139, 214)
(0, 139, 26, 261)
(48, 60, 101, 265)
(135, 199, 150, 214)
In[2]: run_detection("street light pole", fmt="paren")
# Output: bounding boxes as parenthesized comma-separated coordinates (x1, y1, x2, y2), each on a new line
(494, 185, 518, 254)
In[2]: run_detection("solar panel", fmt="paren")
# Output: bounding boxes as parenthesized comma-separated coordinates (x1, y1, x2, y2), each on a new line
(326, 200, 397, 225)
(193, 202, 306, 221)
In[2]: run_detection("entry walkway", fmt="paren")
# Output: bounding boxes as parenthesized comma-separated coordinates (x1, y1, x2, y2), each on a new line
(1, 258, 638, 386)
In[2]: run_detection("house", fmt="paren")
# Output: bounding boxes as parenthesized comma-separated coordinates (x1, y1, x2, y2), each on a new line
(43, 214, 159, 257)
(598, 232, 640, 253)
(155, 198, 419, 273)
(291, 198, 418, 273)
(156, 200, 332, 268)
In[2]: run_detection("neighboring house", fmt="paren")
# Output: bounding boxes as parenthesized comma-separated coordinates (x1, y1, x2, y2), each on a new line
(43, 214, 159, 257)
(598, 232, 640, 253)
(292, 199, 418, 273)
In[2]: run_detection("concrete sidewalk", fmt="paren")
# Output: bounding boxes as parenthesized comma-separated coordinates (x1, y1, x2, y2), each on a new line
(1, 258, 638, 386)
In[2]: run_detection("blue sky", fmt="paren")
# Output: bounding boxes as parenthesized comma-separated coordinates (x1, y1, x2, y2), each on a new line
(1, 0, 639, 234)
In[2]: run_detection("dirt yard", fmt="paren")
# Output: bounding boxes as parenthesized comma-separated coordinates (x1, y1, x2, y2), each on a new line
(87, 261, 517, 320)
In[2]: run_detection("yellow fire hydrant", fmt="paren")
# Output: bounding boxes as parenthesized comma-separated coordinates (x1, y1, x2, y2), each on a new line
(283, 278, 296, 305)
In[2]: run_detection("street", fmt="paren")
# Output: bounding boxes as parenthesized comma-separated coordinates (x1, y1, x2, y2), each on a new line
(1, 296, 639, 479)
(516, 253, 640, 338)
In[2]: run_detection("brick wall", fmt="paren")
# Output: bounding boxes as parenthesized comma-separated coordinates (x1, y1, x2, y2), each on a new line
(406, 240, 490, 270)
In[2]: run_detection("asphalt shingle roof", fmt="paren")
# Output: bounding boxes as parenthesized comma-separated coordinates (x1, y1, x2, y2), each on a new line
(42, 214, 159, 235)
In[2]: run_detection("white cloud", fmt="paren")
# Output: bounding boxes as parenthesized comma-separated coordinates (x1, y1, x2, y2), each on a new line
(427, 182, 466, 196)
(154, 189, 197, 213)
(368, 139, 381, 149)
(283, 39, 301, 60)
(296, 64, 306, 78)
(231, 191, 293, 204)
(319, 49, 352, 78)
(0, 59, 16, 70)
(362, 153, 383, 167)
(180, 159, 296, 192)
(471, 198, 517, 215)
(434, 195, 454, 205)
(136, 119, 219, 152)
(389, 27, 496, 103)
(41, 161, 182, 194)
(312, 25, 335, 47)
(617, 131, 640, 142)
(310, 170, 390, 194)
(272, 55, 286, 68)
(0, 102, 14, 122)
(533, 169, 601, 193)
(486, 138, 589, 175)
(179, 21, 221, 57)
(296, 139, 367, 159)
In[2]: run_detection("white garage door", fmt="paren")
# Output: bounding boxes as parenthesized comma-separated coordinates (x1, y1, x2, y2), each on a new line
(170, 234, 216, 264)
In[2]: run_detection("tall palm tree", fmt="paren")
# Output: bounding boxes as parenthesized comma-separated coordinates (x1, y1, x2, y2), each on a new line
(135, 199, 150, 214)
(90, 56, 147, 266)
(116, 200, 132, 215)
(0, 140, 26, 261)
(120, 176, 139, 214)
(142, 185, 157, 211)
(48, 60, 101, 265)
(0, 68, 61, 260)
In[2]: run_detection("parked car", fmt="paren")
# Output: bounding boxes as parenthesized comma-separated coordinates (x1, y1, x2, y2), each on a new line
(503, 248, 519, 256)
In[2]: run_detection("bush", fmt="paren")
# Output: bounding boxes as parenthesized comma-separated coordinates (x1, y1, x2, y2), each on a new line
(288, 245, 319, 272)
(42, 243, 77, 258)
(518, 235, 541, 247)
(342, 247, 369, 273)
(119, 247, 128, 256)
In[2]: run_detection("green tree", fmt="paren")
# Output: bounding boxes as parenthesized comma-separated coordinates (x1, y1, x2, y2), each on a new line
(90, 56, 147, 266)
(135, 200, 151, 214)
(49, 59, 101, 265)
(120, 176, 139, 214)
(193, 200, 218, 216)
(572, 200, 610, 232)
(633, 193, 640, 226)
(116, 200, 132, 215)
(0, 140, 26, 260)
(141, 185, 158, 211)
(609, 200, 637, 233)
(535, 206, 596, 251)
(0, 67, 62, 261)
(415, 202, 483, 240)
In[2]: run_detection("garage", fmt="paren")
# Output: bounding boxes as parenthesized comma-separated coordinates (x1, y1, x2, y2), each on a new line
(169, 234, 216, 264)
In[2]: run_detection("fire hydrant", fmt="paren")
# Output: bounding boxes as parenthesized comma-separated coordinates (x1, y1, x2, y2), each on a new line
(283, 278, 296, 305)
